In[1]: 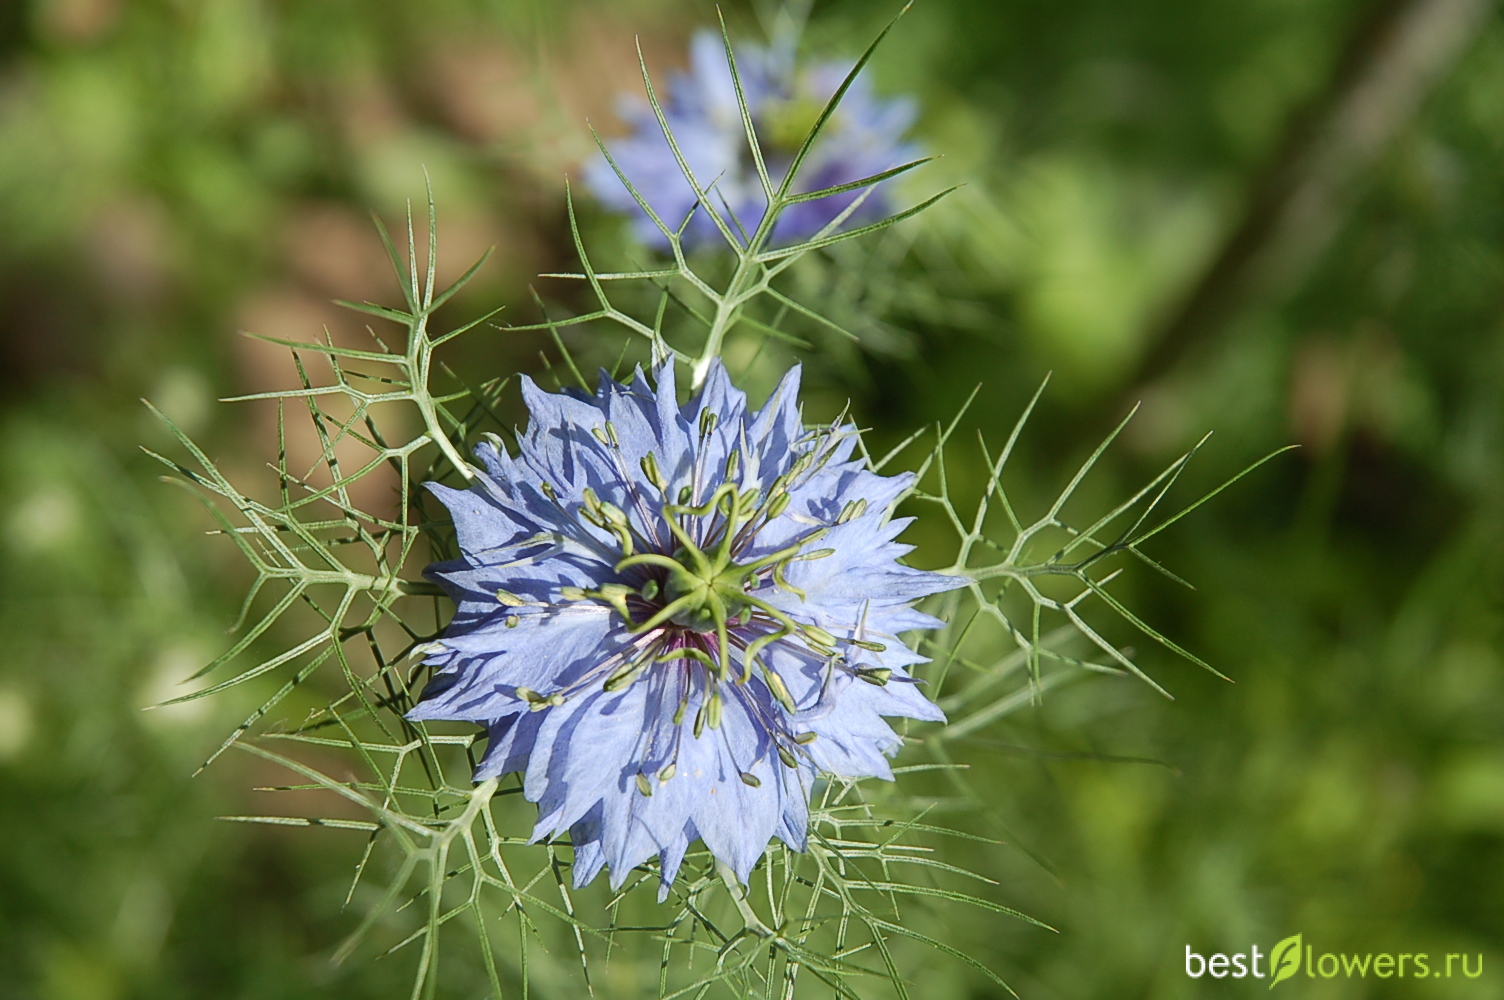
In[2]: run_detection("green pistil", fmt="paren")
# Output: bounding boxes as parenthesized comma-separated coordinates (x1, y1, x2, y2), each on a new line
(609, 478, 833, 680)
(556, 442, 857, 698)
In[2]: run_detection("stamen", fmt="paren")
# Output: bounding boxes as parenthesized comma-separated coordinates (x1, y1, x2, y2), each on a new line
(762, 669, 796, 712)
(802, 625, 837, 648)
(603, 655, 652, 692)
(640, 452, 667, 491)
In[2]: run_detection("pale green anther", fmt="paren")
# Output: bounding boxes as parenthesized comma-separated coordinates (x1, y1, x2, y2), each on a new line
(516, 686, 539, 703)
(794, 731, 818, 744)
(739, 771, 761, 788)
(851, 638, 887, 652)
(559, 586, 588, 601)
(858, 668, 892, 686)
(767, 492, 791, 518)
(640, 452, 666, 490)
(635, 773, 653, 796)
(778, 746, 798, 769)
(764, 670, 796, 712)
(802, 625, 837, 648)
(546, 693, 566, 707)
(603, 658, 648, 692)
(496, 589, 526, 607)
(541, 481, 556, 500)
(693, 703, 707, 738)
(837, 500, 858, 524)
(505, 615, 520, 629)
(605, 421, 620, 447)
(678, 485, 692, 504)
(706, 693, 723, 730)
(699, 409, 718, 437)
(600, 502, 629, 527)
(582, 486, 601, 512)
(725, 450, 739, 480)
(591, 426, 610, 446)
(658, 763, 676, 781)
(673, 701, 687, 726)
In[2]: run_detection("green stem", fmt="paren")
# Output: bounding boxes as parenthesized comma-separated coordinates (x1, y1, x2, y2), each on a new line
(716, 859, 773, 938)
(691, 257, 755, 389)
(410, 311, 474, 481)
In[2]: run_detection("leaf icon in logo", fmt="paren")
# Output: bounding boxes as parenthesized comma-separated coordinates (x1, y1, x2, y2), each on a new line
(1269, 933, 1303, 989)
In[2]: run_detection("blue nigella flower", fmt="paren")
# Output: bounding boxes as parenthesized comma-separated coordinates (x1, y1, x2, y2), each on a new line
(410, 361, 957, 897)
(585, 29, 920, 249)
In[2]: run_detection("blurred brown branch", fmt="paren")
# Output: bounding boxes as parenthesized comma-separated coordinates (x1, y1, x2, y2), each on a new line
(1136, 0, 1497, 386)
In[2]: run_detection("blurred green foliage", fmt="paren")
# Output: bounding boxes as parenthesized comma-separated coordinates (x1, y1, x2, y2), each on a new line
(2, 0, 1503, 997)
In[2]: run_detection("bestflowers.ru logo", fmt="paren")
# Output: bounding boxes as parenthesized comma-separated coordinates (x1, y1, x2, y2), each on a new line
(1185, 933, 1484, 988)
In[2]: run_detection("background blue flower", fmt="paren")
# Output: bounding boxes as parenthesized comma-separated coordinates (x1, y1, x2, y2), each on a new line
(411, 361, 956, 894)
(584, 29, 920, 248)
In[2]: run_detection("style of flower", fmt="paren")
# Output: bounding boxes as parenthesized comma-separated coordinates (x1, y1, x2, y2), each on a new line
(410, 361, 957, 896)
(585, 29, 920, 249)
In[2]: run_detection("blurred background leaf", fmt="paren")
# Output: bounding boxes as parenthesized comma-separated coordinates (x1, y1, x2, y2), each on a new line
(2, 0, 1503, 996)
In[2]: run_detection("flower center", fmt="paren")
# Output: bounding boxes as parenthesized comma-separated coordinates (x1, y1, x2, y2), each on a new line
(660, 546, 758, 632)
(611, 478, 809, 646)
(761, 93, 830, 155)
(546, 434, 869, 703)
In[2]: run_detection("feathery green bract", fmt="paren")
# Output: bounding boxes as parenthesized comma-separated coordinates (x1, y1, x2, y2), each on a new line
(142, 8, 1266, 997)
